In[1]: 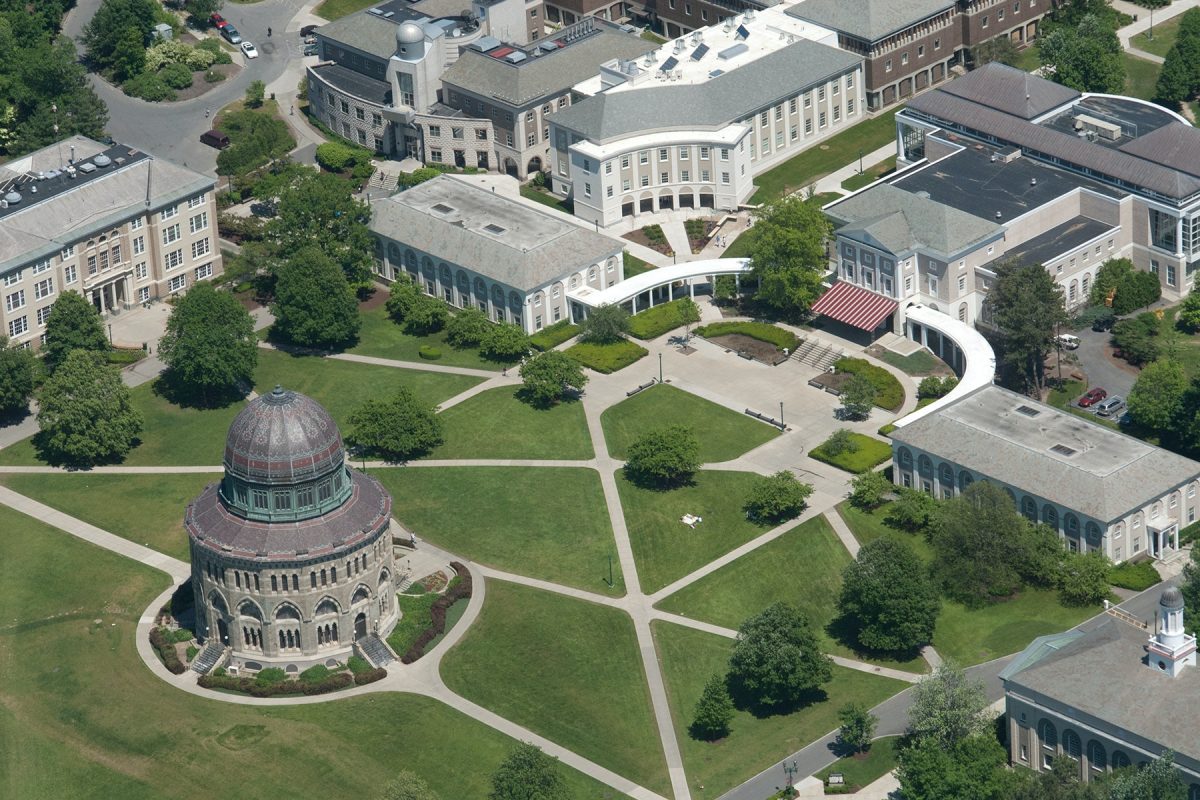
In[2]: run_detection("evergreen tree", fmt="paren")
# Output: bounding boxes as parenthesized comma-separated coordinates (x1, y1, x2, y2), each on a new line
(984, 259, 1068, 395)
(690, 673, 735, 740)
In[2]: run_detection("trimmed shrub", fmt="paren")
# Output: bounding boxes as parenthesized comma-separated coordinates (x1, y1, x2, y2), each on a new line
(315, 141, 357, 172)
(627, 298, 700, 340)
(400, 562, 473, 664)
(149, 627, 186, 674)
(196, 38, 234, 64)
(694, 321, 799, 351)
(255, 667, 288, 685)
(347, 655, 372, 674)
(186, 645, 199, 661)
(877, 423, 897, 437)
(198, 672, 354, 696)
(417, 345, 441, 360)
(809, 432, 892, 473)
(530, 320, 581, 351)
(564, 339, 649, 373)
(1108, 560, 1161, 591)
(167, 627, 194, 643)
(160, 62, 194, 90)
(299, 665, 331, 684)
(123, 71, 176, 102)
(354, 667, 388, 686)
(834, 357, 904, 411)
(918, 375, 958, 399)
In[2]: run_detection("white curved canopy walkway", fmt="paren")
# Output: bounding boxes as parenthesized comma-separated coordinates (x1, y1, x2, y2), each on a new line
(568, 257, 752, 311)
(894, 304, 997, 428)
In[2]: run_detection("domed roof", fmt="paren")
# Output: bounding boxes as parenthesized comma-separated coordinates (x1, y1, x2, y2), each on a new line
(224, 386, 344, 486)
(1161, 586, 1184, 610)
(397, 21, 424, 44)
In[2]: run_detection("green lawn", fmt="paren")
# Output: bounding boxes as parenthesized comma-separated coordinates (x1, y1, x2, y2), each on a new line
(809, 433, 893, 474)
(652, 622, 908, 799)
(1130, 15, 1181, 58)
(624, 251, 655, 278)
(315, 0, 376, 19)
(0, 473, 214, 562)
(617, 470, 777, 594)
(349, 307, 504, 370)
(601, 384, 779, 463)
(656, 515, 927, 673)
(0, 505, 610, 799)
(1123, 53, 1162, 101)
(875, 348, 947, 376)
(1012, 45, 1042, 73)
(429, 386, 593, 460)
(519, 184, 573, 215)
(934, 589, 1096, 667)
(442, 581, 668, 794)
(1155, 306, 1200, 378)
(840, 155, 897, 193)
(836, 501, 935, 563)
(750, 110, 899, 204)
(372, 466, 624, 593)
(815, 736, 901, 791)
(724, 227, 757, 259)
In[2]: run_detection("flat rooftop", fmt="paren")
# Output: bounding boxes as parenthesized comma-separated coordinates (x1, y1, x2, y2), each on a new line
(1000, 215, 1116, 269)
(891, 143, 1124, 224)
(1039, 95, 1181, 148)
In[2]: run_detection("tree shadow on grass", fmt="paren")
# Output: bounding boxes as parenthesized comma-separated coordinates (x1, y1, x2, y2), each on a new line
(726, 672, 830, 720)
(28, 430, 143, 470)
(825, 612, 924, 667)
(621, 465, 698, 492)
(152, 372, 250, 411)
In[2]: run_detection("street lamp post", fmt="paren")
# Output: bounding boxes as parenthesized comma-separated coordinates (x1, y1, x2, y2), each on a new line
(858, 148, 864, 174)
(780, 401, 784, 430)
(783, 760, 799, 790)
(658, 352, 663, 383)
(107, 323, 113, 344)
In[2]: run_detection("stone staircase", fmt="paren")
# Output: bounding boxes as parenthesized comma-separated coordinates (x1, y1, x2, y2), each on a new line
(357, 633, 394, 667)
(191, 641, 227, 674)
(789, 335, 844, 371)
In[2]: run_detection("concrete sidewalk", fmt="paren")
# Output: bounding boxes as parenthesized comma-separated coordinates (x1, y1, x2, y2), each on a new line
(813, 141, 897, 197)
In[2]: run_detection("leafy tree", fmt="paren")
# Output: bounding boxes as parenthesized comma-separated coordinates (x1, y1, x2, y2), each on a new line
(214, 109, 295, 176)
(690, 673, 735, 740)
(1181, 548, 1200, 635)
(624, 425, 700, 487)
(1177, 293, 1200, 333)
(985, 259, 1068, 395)
(479, 323, 531, 362)
(918, 376, 957, 400)
(519, 351, 587, 407)
(1010, 754, 1105, 800)
(489, 742, 572, 800)
(157, 282, 256, 406)
(1112, 313, 1161, 367)
(82, 0, 156, 76)
(837, 703, 878, 754)
(270, 247, 361, 349)
(403, 294, 449, 335)
(971, 36, 1020, 67)
(346, 388, 443, 461)
(444, 308, 491, 348)
(385, 278, 423, 323)
(1126, 358, 1186, 432)
(578, 303, 630, 343)
(36, 350, 143, 466)
(743, 470, 813, 522)
(886, 487, 940, 533)
(1038, 14, 1125, 94)
(840, 373, 876, 419)
(906, 661, 988, 750)
(245, 79, 266, 108)
(898, 734, 1021, 800)
(823, 428, 859, 457)
(267, 171, 373, 285)
(110, 26, 147, 82)
(1056, 550, 1111, 606)
(1155, 9, 1200, 106)
(43, 289, 109, 372)
(838, 537, 941, 653)
(1107, 751, 1187, 800)
(0, 335, 36, 417)
(748, 196, 832, 313)
(727, 602, 833, 709)
(186, 0, 224, 25)
(1091, 258, 1161, 314)
(848, 470, 892, 510)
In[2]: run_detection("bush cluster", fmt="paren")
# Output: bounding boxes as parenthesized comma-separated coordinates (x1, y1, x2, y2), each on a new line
(530, 320, 581, 351)
(693, 321, 799, 351)
(564, 339, 649, 373)
(216, 213, 267, 243)
(353, 667, 388, 686)
(149, 627, 187, 674)
(834, 358, 904, 411)
(122, 70, 175, 101)
(917, 375, 958, 400)
(400, 562, 473, 664)
(216, 109, 296, 177)
(417, 345, 441, 360)
(1108, 559, 1161, 591)
(196, 37, 233, 65)
(627, 298, 699, 340)
(809, 431, 893, 473)
(641, 224, 667, 245)
(198, 670, 354, 697)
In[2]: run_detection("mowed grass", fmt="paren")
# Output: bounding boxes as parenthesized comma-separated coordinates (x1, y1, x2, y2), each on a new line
(372, 466, 624, 593)
(656, 515, 927, 672)
(349, 307, 504, 371)
(601, 384, 779, 463)
(1123, 53, 1162, 101)
(652, 622, 908, 799)
(428, 386, 593, 460)
(617, 470, 775, 594)
(0, 506, 611, 800)
(1130, 15, 1181, 58)
(815, 736, 901, 790)
(442, 581, 668, 794)
(0, 349, 480, 467)
(315, 0, 378, 19)
(0, 473, 214, 561)
(836, 501, 935, 563)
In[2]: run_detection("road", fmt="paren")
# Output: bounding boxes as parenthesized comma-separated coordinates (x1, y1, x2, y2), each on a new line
(63, 0, 308, 174)
(1072, 325, 1137, 400)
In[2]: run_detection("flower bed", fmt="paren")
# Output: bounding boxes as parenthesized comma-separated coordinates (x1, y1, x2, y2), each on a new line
(400, 561, 474, 663)
(149, 627, 187, 674)
(694, 320, 799, 351)
(833, 357, 904, 412)
(565, 339, 649, 373)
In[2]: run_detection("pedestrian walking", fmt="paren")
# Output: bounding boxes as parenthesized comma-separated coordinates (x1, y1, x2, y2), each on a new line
(204, 108, 210, 119)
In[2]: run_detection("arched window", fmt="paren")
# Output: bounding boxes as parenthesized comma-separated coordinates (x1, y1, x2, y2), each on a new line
(387, 242, 401, 262)
(588, 266, 597, 281)
(898, 447, 913, 468)
(1111, 751, 1131, 770)
(1065, 513, 1080, 535)
(958, 302, 967, 322)
(1043, 504, 1059, 530)
(1021, 496, 1037, 521)
(352, 585, 370, 605)
(274, 604, 301, 622)
(509, 291, 522, 309)
(404, 249, 418, 270)
(959, 470, 973, 490)
(238, 600, 263, 621)
(438, 263, 451, 282)
(917, 454, 933, 477)
(1085, 522, 1101, 542)
(457, 270, 469, 289)
(938, 462, 953, 487)
(1038, 719, 1057, 751)
(1088, 740, 1106, 772)
(421, 256, 434, 276)
(1062, 730, 1081, 760)
(570, 275, 580, 289)
(315, 598, 339, 617)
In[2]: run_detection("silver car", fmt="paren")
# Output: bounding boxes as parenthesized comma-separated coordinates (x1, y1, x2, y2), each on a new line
(1096, 396, 1125, 417)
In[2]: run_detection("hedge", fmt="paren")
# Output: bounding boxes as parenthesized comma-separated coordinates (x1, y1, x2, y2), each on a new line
(149, 627, 187, 675)
(1181, 520, 1200, 546)
(530, 320, 580, 351)
(834, 357, 905, 411)
(1108, 560, 1161, 592)
(401, 562, 473, 664)
(353, 667, 388, 686)
(694, 321, 799, 351)
(627, 298, 696, 340)
(198, 671, 354, 697)
(418, 345, 441, 360)
(808, 432, 893, 473)
(564, 339, 649, 373)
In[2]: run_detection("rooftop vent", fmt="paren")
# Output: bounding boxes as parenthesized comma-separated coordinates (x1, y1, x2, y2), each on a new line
(78, 162, 97, 174)
(1015, 405, 1041, 418)
(431, 203, 455, 214)
(3, 191, 20, 205)
(482, 223, 506, 235)
(93, 154, 112, 168)
(1050, 443, 1078, 457)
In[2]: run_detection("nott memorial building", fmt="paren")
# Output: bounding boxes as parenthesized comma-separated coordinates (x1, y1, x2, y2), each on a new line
(187, 386, 398, 673)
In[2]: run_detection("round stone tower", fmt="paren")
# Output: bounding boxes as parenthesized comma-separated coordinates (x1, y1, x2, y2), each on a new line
(187, 386, 397, 673)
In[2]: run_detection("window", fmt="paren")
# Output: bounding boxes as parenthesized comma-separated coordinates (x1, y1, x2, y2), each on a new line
(918, 45, 925, 57)
(659, 148, 669, 161)
(64, 265, 77, 284)
(720, 148, 729, 160)
(805, 118, 813, 134)
(847, 98, 855, 114)
(373, 113, 383, 126)
(430, 148, 442, 162)
(164, 249, 184, 271)
(958, 276, 966, 292)
(340, 100, 349, 114)
(721, 172, 730, 184)
(640, 175, 650, 187)
(901, 53, 909, 65)
(162, 224, 180, 246)
(429, 125, 441, 137)
(819, 111, 827, 128)
(526, 134, 536, 147)
(355, 107, 365, 121)
(9, 316, 28, 337)
(61, 245, 75, 259)
(622, 179, 631, 191)
(583, 182, 591, 198)
(31, 259, 50, 275)
(168, 274, 187, 293)
(505, 133, 513, 147)
(833, 107, 841, 122)
(681, 169, 690, 182)
(774, 106, 783, 121)
(998, 8, 1004, 20)
(639, 150, 649, 164)
(660, 172, 668, 184)
(558, 96, 567, 108)
(36, 304, 53, 327)
(191, 238, 211, 259)
(982, 14, 989, 27)
(846, 73, 854, 88)
(137, 287, 149, 303)
(190, 212, 208, 233)
(606, 186, 613, 198)
(621, 155, 630, 169)
(605, 161, 612, 174)
(804, 93, 812, 108)
(885, 59, 892, 73)
(5, 290, 25, 312)
(1168, 264, 1177, 286)
(132, 236, 145, 256)
(759, 111, 768, 126)
(135, 262, 148, 280)
(679, 146, 689, 159)
(33, 278, 53, 300)
(160, 205, 177, 221)
(928, 275, 938, 293)
(195, 263, 213, 281)
(582, 159, 591, 173)
(789, 98, 798, 114)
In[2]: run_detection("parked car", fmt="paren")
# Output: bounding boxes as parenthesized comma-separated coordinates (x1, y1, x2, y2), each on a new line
(1057, 333, 1080, 350)
(199, 129, 230, 150)
(221, 24, 242, 44)
(241, 41, 259, 59)
(1096, 396, 1125, 417)
(210, 12, 227, 28)
(300, 23, 319, 37)
(1092, 314, 1116, 332)
(1078, 387, 1107, 408)
(302, 42, 318, 56)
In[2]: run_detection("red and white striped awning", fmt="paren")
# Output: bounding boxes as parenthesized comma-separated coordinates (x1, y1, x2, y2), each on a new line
(810, 281, 897, 332)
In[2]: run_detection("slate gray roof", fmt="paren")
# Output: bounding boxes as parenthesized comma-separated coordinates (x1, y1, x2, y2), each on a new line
(1003, 618, 1200, 763)
(1119, 121, 1200, 179)
(314, 11, 403, 59)
(826, 184, 1003, 258)
(890, 385, 1200, 523)
(369, 176, 622, 292)
(311, 63, 391, 105)
(548, 40, 862, 142)
(939, 62, 1080, 120)
(440, 27, 656, 107)
(786, 0, 957, 42)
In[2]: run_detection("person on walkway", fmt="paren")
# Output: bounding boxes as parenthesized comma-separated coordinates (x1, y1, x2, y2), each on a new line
(267, 26, 272, 37)
(204, 108, 210, 119)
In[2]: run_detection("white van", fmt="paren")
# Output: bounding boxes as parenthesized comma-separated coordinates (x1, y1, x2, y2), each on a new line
(1057, 334, 1080, 350)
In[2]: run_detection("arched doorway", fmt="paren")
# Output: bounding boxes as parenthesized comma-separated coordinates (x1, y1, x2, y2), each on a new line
(504, 158, 518, 177)
(216, 618, 230, 645)
(527, 156, 543, 174)
(354, 612, 368, 640)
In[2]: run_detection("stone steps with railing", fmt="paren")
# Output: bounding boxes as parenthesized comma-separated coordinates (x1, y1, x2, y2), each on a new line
(191, 640, 227, 674)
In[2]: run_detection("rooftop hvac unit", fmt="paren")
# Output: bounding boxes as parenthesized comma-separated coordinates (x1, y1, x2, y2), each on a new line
(78, 162, 97, 174)
(673, 39, 685, 53)
(690, 32, 701, 45)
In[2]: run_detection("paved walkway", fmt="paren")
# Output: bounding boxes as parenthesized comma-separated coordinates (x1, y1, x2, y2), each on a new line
(1115, 0, 1200, 61)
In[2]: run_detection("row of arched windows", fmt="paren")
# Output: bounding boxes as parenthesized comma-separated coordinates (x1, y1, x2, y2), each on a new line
(316, 622, 339, 646)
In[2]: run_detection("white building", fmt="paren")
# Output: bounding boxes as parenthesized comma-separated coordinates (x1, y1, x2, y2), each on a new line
(546, 6, 864, 226)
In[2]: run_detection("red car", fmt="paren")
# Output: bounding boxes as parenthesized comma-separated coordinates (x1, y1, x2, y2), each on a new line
(1078, 387, 1107, 408)
(210, 12, 228, 28)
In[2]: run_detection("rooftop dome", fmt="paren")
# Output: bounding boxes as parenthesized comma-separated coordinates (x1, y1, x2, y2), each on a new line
(397, 21, 424, 45)
(1161, 586, 1184, 610)
(224, 386, 344, 487)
